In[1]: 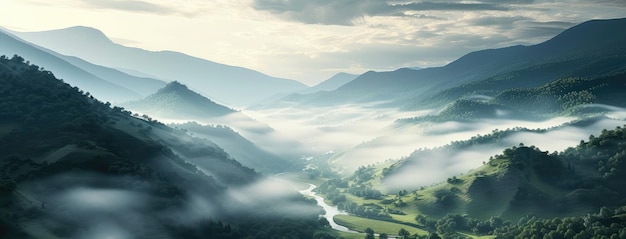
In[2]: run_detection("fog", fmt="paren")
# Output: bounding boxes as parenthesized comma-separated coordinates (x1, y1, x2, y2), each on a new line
(18, 170, 319, 238)
(244, 104, 626, 189)
(382, 115, 626, 191)
(220, 177, 320, 217)
(244, 105, 430, 156)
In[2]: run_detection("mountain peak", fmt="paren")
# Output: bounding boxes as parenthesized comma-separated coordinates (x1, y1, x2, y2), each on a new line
(159, 80, 189, 93)
(123, 81, 235, 119)
(41, 26, 114, 45)
(538, 17, 626, 52)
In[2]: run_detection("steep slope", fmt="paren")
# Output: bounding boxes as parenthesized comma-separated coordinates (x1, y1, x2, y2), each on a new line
(13, 26, 309, 107)
(0, 30, 140, 103)
(121, 81, 236, 119)
(0, 55, 325, 238)
(52, 53, 167, 96)
(119, 81, 279, 153)
(378, 126, 626, 221)
(171, 122, 298, 174)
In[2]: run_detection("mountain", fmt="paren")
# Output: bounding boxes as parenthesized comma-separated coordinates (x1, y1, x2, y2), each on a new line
(249, 72, 359, 109)
(0, 55, 325, 238)
(279, 18, 626, 108)
(122, 80, 280, 139)
(122, 81, 236, 119)
(50, 53, 167, 97)
(0, 30, 141, 103)
(12, 26, 309, 107)
(397, 72, 626, 123)
(395, 137, 626, 221)
(314, 124, 626, 238)
(298, 72, 359, 94)
(171, 122, 298, 174)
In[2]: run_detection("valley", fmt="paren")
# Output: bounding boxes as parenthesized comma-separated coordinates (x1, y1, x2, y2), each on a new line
(1, 16, 626, 239)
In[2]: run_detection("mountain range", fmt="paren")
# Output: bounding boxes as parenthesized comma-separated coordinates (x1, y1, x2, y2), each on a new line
(0, 30, 145, 103)
(298, 72, 359, 94)
(12, 26, 309, 107)
(270, 18, 626, 109)
(0, 55, 324, 238)
(3, 16, 626, 239)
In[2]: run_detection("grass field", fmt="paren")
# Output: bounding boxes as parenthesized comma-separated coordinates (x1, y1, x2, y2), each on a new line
(334, 214, 429, 236)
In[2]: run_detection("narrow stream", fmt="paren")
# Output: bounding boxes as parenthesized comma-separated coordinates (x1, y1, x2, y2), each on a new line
(298, 184, 358, 233)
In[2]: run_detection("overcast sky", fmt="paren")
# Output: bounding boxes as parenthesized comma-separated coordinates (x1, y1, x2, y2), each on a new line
(1, 0, 625, 85)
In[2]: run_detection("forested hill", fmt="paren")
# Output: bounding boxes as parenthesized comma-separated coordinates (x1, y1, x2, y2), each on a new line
(398, 72, 626, 123)
(315, 124, 626, 238)
(0, 55, 326, 239)
(122, 81, 236, 119)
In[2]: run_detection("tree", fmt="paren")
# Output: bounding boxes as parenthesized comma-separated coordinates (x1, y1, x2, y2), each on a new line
(428, 232, 441, 239)
(365, 227, 375, 239)
(0, 178, 16, 194)
(379, 233, 388, 239)
(399, 228, 411, 238)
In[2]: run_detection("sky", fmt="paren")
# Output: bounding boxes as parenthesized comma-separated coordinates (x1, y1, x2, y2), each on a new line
(1, 0, 625, 85)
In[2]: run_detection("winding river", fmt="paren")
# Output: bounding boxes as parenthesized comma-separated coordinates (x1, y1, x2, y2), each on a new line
(298, 184, 358, 233)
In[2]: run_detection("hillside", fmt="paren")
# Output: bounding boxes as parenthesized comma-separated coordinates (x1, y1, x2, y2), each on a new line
(13, 26, 309, 107)
(120, 81, 278, 146)
(0, 55, 326, 238)
(397, 72, 626, 123)
(51, 53, 167, 97)
(313, 124, 626, 238)
(0, 30, 140, 103)
(380, 125, 626, 221)
(170, 122, 298, 174)
(122, 81, 236, 119)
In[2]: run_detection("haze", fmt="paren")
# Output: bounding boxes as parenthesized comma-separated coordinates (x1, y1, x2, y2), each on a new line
(2, 0, 625, 85)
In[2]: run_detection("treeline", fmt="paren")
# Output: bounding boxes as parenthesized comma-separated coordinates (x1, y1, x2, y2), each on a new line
(0, 55, 113, 155)
(316, 166, 391, 219)
(416, 214, 505, 239)
(494, 206, 626, 239)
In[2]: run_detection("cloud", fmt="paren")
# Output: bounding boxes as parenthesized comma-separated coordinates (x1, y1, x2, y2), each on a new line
(76, 0, 216, 17)
(252, 0, 509, 25)
(80, 0, 173, 14)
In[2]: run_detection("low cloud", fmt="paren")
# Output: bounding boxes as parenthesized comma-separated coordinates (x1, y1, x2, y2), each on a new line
(252, 0, 509, 25)
(79, 0, 174, 14)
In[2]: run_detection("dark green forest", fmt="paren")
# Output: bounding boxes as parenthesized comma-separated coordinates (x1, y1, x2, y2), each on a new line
(399, 72, 626, 123)
(0, 55, 336, 239)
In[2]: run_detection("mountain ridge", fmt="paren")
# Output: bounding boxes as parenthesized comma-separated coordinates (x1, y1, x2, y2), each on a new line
(0, 29, 141, 103)
(275, 18, 626, 108)
(13, 26, 309, 107)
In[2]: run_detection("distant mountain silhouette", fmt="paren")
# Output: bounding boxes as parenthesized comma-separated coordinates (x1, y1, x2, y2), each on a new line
(51, 54, 167, 97)
(0, 30, 141, 103)
(122, 81, 235, 119)
(278, 18, 626, 108)
(250, 72, 360, 108)
(121, 82, 276, 144)
(299, 72, 359, 94)
(172, 122, 297, 174)
(13, 26, 309, 107)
